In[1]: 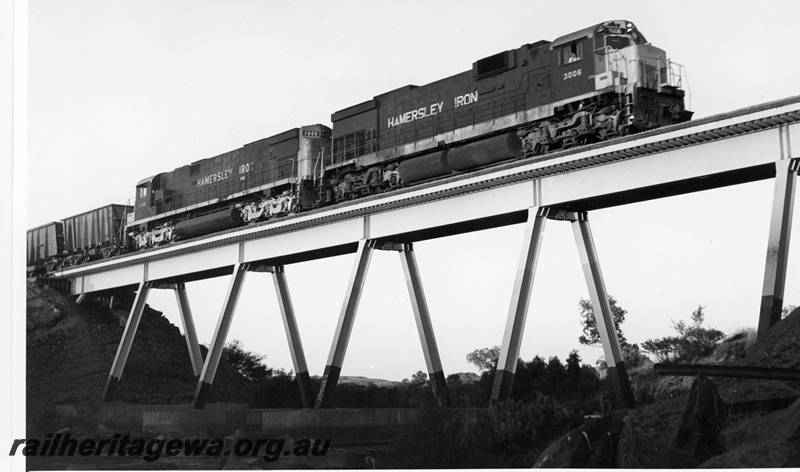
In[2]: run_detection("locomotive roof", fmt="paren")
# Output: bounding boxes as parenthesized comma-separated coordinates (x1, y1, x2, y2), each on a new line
(136, 174, 157, 186)
(550, 20, 642, 49)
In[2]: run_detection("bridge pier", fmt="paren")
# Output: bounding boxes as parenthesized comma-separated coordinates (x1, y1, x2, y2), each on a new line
(316, 239, 450, 408)
(492, 207, 547, 402)
(400, 243, 450, 406)
(174, 283, 204, 377)
(270, 266, 314, 408)
(192, 262, 250, 409)
(572, 212, 635, 409)
(103, 281, 152, 402)
(758, 156, 799, 339)
(315, 240, 375, 409)
(491, 208, 635, 409)
(104, 281, 209, 401)
(192, 262, 315, 409)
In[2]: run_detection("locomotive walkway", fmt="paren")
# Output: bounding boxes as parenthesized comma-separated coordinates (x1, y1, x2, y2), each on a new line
(54, 95, 800, 410)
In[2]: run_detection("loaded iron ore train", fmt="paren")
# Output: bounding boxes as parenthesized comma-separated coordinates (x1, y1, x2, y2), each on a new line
(28, 20, 692, 274)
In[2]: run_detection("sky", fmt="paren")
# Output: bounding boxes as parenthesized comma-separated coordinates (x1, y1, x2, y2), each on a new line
(23, 0, 800, 383)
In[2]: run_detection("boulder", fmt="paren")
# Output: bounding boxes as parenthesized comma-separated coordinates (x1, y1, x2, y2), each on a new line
(533, 412, 625, 468)
(711, 397, 800, 464)
(112, 310, 129, 328)
(27, 305, 63, 329)
(616, 415, 698, 468)
(670, 375, 727, 462)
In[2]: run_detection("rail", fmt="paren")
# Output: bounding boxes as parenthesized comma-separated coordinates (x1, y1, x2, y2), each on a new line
(654, 363, 800, 382)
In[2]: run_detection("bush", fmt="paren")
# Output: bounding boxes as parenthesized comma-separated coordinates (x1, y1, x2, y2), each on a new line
(385, 395, 579, 468)
(221, 339, 272, 382)
(481, 396, 576, 456)
(642, 306, 725, 363)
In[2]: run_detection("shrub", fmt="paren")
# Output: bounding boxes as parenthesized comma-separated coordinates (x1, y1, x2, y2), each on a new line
(642, 306, 725, 363)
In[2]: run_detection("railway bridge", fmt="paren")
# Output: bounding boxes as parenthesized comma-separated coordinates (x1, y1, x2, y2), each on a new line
(54, 96, 800, 410)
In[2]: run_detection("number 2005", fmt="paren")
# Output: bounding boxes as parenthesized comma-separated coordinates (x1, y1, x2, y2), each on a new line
(563, 69, 582, 80)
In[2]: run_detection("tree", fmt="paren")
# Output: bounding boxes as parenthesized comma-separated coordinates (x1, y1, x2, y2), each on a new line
(411, 370, 428, 384)
(640, 337, 675, 363)
(466, 345, 501, 371)
(578, 296, 628, 347)
(642, 306, 725, 363)
(566, 350, 582, 379)
(672, 306, 725, 359)
(221, 339, 272, 382)
(783, 305, 798, 319)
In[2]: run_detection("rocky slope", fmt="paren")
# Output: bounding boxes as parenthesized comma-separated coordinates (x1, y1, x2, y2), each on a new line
(535, 308, 800, 468)
(26, 281, 250, 429)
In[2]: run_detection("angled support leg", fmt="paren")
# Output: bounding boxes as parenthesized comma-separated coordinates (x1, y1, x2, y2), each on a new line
(315, 239, 375, 409)
(400, 243, 450, 407)
(174, 283, 204, 377)
(192, 263, 249, 409)
(758, 157, 799, 339)
(103, 281, 152, 402)
(491, 207, 547, 403)
(572, 212, 635, 409)
(271, 266, 314, 408)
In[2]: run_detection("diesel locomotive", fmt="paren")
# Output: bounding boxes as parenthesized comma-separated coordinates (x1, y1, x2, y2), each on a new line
(28, 20, 692, 273)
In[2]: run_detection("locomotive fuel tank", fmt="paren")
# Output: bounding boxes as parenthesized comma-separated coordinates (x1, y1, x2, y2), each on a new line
(397, 131, 522, 184)
(445, 132, 522, 172)
(396, 150, 450, 184)
(173, 206, 243, 240)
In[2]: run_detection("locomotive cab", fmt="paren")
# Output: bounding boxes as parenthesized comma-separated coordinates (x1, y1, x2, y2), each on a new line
(585, 20, 692, 129)
(134, 175, 157, 221)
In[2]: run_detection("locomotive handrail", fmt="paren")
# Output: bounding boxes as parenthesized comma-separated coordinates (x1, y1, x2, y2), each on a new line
(54, 95, 800, 280)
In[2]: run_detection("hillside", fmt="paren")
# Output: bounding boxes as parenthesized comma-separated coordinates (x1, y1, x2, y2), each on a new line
(26, 281, 250, 431)
(534, 308, 800, 468)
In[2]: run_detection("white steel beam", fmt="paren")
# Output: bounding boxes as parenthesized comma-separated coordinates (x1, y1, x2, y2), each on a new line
(271, 266, 314, 408)
(71, 264, 145, 295)
(192, 262, 249, 409)
(174, 283, 204, 377)
(535, 130, 780, 207)
(491, 207, 548, 402)
(147, 245, 239, 281)
(572, 213, 635, 409)
(758, 157, 799, 338)
(243, 218, 364, 261)
(315, 239, 375, 409)
(399, 243, 449, 406)
(369, 181, 533, 239)
(103, 281, 152, 402)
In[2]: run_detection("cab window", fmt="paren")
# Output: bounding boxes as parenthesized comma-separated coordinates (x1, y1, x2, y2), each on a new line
(559, 42, 583, 65)
(138, 185, 148, 199)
